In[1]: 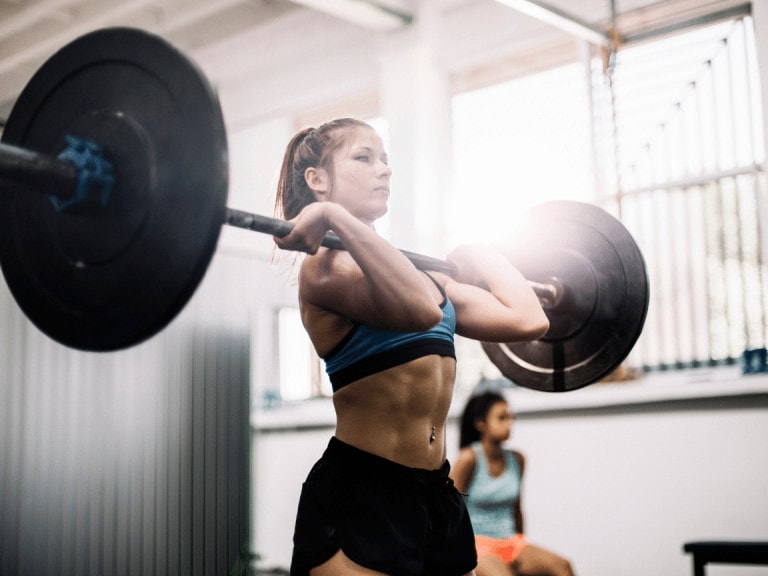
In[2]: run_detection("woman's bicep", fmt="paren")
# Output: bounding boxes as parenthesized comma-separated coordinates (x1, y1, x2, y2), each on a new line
(448, 281, 549, 342)
(301, 251, 440, 331)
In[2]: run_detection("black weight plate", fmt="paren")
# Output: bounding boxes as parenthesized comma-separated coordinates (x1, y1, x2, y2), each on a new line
(481, 201, 649, 392)
(0, 28, 228, 351)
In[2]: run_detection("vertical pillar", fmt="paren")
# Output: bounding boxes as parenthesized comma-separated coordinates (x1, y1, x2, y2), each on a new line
(754, 1, 768, 169)
(379, 0, 453, 257)
(750, 3, 768, 280)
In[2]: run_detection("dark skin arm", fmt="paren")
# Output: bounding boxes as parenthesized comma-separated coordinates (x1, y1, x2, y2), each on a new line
(512, 450, 526, 534)
(450, 446, 477, 495)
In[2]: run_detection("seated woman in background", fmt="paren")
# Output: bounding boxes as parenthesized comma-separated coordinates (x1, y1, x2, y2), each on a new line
(451, 391, 576, 576)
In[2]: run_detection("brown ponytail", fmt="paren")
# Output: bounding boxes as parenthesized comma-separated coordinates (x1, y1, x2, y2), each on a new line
(274, 118, 373, 221)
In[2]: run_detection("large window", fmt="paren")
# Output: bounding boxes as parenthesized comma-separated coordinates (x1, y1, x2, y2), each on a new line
(600, 17, 766, 370)
(449, 62, 596, 247)
(453, 16, 767, 385)
(447, 62, 599, 393)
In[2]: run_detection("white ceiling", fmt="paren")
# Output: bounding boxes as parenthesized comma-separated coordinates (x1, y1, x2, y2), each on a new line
(0, 0, 750, 121)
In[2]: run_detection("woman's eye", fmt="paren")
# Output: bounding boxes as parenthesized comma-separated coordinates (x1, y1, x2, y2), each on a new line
(355, 155, 370, 162)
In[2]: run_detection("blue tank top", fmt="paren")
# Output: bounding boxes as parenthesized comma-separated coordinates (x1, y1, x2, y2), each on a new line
(465, 442, 521, 538)
(323, 273, 456, 391)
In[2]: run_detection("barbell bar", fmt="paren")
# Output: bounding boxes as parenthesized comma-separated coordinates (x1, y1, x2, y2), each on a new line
(225, 211, 560, 302)
(0, 27, 649, 392)
(0, 139, 557, 300)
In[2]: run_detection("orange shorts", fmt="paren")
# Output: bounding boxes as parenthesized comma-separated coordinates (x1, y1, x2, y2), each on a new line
(475, 534, 529, 564)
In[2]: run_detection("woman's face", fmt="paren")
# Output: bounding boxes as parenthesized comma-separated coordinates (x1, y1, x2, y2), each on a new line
(481, 401, 513, 442)
(324, 126, 392, 224)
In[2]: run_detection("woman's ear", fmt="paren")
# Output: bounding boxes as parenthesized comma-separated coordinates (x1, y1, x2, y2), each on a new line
(474, 418, 487, 434)
(305, 167, 329, 201)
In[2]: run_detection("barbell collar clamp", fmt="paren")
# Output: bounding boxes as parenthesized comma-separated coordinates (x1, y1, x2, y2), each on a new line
(0, 137, 115, 213)
(530, 277, 561, 308)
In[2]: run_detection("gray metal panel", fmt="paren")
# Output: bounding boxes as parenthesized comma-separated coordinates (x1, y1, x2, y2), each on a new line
(0, 326, 250, 576)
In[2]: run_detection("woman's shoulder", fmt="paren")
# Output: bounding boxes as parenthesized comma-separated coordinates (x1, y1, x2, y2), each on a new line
(299, 248, 359, 290)
(506, 448, 526, 471)
(456, 444, 479, 466)
(297, 252, 360, 356)
(298, 249, 366, 316)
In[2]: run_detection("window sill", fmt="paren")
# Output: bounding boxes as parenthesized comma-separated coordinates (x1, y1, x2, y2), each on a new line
(251, 366, 768, 433)
(497, 365, 768, 418)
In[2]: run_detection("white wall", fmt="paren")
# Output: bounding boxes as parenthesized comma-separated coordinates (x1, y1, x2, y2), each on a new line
(251, 375, 768, 575)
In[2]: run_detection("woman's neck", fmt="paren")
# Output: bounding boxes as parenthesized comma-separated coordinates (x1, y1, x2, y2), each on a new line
(481, 437, 504, 459)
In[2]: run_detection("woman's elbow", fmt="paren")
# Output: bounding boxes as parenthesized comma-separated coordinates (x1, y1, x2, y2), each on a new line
(520, 312, 550, 341)
(532, 312, 551, 339)
(391, 298, 443, 332)
(532, 319, 551, 340)
(411, 305, 444, 331)
(480, 313, 549, 343)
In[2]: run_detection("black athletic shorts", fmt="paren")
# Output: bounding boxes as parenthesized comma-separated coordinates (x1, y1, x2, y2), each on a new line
(290, 437, 477, 576)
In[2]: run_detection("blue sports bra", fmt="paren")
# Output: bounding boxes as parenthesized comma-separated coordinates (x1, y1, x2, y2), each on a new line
(323, 272, 456, 391)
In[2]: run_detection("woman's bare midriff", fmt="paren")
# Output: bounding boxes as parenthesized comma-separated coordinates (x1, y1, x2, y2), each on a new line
(331, 354, 457, 470)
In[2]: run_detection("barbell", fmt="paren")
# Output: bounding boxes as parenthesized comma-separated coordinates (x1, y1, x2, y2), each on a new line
(0, 28, 649, 393)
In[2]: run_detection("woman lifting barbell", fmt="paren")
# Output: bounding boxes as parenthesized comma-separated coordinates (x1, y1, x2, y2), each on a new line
(272, 117, 550, 576)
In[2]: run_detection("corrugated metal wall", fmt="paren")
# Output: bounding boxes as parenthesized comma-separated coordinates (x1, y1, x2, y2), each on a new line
(0, 248, 253, 576)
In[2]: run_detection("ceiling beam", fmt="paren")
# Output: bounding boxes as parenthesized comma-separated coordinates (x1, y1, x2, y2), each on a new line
(621, 1, 751, 45)
(0, 0, 158, 76)
(0, 0, 78, 43)
(494, 0, 611, 45)
(289, 0, 412, 31)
